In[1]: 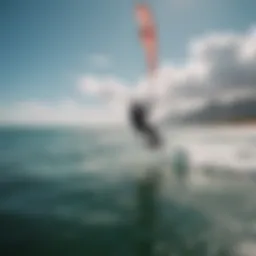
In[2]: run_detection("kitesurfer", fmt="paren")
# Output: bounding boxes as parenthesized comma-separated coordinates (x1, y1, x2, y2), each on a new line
(129, 100, 161, 149)
(128, 3, 162, 149)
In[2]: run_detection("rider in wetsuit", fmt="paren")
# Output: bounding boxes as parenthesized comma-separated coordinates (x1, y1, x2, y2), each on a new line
(129, 100, 161, 149)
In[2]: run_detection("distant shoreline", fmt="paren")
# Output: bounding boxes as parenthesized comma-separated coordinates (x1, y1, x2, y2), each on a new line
(204, 119, 256, 126)
(182, 120, 256, 128)
(167, 119, 256, 129)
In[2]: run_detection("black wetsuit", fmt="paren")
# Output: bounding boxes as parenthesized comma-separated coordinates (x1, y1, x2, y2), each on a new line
(129, 102, 161, 149)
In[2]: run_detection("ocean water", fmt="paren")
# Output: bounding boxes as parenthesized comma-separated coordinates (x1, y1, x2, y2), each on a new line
(0, 126, 256, 256)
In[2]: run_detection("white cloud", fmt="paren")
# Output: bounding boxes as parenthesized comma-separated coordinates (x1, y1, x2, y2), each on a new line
(88, 54, 112, 69)
(188, 28, 256, 91)
(2, 25, 256, 126)
(80, 25, 256, 123)
(0, 100, 127, 127)
(78, 75, 131, 103)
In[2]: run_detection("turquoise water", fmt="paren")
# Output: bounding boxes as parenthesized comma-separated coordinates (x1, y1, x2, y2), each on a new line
(0, 127, 255, 255)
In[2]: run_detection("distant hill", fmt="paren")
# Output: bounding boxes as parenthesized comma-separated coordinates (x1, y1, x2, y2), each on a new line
(165, 98, 256, 125)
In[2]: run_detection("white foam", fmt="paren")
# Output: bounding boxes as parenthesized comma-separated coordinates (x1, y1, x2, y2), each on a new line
(237, 241, 256, 256)
(164, 126, 256, 170)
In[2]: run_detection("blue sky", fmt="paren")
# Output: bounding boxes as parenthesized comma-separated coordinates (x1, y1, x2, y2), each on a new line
(1, 0, 256, 125)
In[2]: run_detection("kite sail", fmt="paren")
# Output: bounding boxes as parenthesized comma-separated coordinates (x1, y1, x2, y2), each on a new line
(135, 3, 158, 77)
